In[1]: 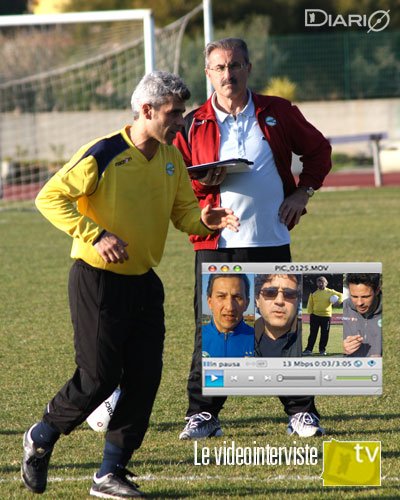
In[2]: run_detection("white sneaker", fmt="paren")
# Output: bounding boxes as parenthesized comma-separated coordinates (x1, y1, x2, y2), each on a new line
(287, 412, 325, 437)
(179, 412, 223, 440)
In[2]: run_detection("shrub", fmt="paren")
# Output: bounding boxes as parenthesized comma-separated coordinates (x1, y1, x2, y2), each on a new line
(260, 76, 297, 101)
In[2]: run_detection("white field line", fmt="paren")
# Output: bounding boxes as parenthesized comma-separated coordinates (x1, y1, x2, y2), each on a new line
(1, 474, 399, 484)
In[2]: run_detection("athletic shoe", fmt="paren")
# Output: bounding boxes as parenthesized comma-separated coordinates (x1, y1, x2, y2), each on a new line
(179, 412, 223, 440)
(302, 349, 313, 356)
(319, 350, 327, 356)
(21, 424, 53, 494)
(90, 468, 145, 498)
(287, 412, 325, 438)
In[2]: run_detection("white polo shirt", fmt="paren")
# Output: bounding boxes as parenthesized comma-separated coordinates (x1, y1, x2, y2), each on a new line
(212, 92, 290, 248)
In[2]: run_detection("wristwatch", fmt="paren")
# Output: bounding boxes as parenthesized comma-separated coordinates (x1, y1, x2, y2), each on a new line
(300, 186, 315, 197)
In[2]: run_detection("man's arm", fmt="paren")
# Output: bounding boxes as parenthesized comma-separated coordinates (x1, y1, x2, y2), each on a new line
(290, 105, 332, 189)
(36, 156, 128, 264)
(279, 104, 332, 227)
(35, 157, 104, 244)
(200, 204, 239, 232)
(332, 290, 344, 304)
(173, 112, 224, 195)
(307, 293, 314, 314)
(278, 187, 310, 227)
(170, 156, 239, 235)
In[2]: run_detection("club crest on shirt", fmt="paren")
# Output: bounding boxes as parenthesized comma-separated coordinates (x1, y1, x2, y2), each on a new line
(165, 162, 175, 176)
(265, 116, 277, 126)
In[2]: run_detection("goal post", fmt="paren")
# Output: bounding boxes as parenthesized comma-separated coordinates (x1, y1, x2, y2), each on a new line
(0, 10, 155, 73)
(0, 5, 205, 207)
(0, 10, 159, 206)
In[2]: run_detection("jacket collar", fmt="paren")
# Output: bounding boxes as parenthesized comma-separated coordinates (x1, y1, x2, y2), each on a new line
(194, 91, 272, 121)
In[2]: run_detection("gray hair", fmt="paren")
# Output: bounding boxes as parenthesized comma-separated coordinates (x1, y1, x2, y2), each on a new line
(204, 38, 250, 67)
(131, 71, 190, 119)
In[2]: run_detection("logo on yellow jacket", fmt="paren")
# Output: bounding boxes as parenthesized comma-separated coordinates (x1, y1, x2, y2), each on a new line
(166, 162, 175, 176)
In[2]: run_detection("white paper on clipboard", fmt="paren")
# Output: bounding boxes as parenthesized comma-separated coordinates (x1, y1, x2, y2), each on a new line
(187, 158, 253, 174)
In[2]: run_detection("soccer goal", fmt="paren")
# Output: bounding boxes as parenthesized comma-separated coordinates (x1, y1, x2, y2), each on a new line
(0, 5, 202, 207)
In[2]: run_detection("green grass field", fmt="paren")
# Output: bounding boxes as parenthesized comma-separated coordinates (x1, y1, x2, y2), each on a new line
(0, 187, 399, 499)
(302, 324, 343, 356)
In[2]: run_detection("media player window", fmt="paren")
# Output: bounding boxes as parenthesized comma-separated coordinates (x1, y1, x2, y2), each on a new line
(202, 263, 382, 396)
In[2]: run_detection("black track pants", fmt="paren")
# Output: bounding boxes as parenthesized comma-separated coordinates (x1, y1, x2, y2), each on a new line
(43, 260, 165, 452)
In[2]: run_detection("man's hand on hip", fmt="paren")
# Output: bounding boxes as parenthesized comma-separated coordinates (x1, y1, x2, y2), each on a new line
(94, 231, 129, 264)
(278, 188, 310, 227)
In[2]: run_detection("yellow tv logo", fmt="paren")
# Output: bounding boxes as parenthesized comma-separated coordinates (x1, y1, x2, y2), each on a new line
(322, 440, 381, 486)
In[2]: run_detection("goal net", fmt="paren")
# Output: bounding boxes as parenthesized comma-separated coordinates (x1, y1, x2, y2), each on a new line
(0, 5, 202, 207)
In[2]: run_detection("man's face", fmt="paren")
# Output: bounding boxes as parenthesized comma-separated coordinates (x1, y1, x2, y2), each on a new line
(205, 48, 251, 101)
(256, 275, 298, 337)
(348, 283, 378, 315)
(317, 279, 326, 290)
(146, 95, 186, 145)
(207, 277, 249, 333)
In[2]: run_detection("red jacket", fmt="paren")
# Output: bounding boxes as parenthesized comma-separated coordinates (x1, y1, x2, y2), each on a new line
(173, 92, 332, 250)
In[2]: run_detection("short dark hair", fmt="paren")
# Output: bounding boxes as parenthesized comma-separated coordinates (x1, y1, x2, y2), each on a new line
(345, 273, 381, 292)
(255, 274, 300, 298)
(205, 38, 250, 66)
(207, 274, 250, 300)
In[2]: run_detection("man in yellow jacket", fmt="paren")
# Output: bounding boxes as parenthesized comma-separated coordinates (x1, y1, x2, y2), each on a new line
(21, 71, 239, 499)
(303, 276, 343, 356)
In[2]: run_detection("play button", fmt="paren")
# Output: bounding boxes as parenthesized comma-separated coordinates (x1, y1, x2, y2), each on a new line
(204, 370, 224, 387)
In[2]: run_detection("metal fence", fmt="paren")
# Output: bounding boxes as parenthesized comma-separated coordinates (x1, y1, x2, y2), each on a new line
(260, 31, 400, 101)
(181, 29, 400, 103)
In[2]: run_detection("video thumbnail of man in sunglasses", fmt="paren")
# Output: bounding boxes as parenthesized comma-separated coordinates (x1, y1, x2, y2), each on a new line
(254, 274, 302, 357)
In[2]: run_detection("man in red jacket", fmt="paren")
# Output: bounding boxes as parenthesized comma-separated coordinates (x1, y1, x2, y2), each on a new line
(174, 38, 331, 440)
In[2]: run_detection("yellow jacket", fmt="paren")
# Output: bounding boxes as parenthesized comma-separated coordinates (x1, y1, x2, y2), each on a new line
(307, 288, 343, 317)
(36, 126, 209, 275)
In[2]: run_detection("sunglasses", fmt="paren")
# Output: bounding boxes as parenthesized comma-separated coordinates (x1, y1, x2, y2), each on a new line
(259, 287, 299, 300)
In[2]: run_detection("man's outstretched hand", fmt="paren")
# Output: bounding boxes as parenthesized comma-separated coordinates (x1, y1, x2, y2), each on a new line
(201, 204, 240, 232)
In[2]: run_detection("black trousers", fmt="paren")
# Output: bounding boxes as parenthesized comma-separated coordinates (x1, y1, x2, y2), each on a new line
(186, 247, 319, 419)
(43, 260, 165, 452)
(306, 314, 331, 352)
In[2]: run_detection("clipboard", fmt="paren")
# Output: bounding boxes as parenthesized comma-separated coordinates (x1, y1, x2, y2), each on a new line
(187, 158, 254, 175)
